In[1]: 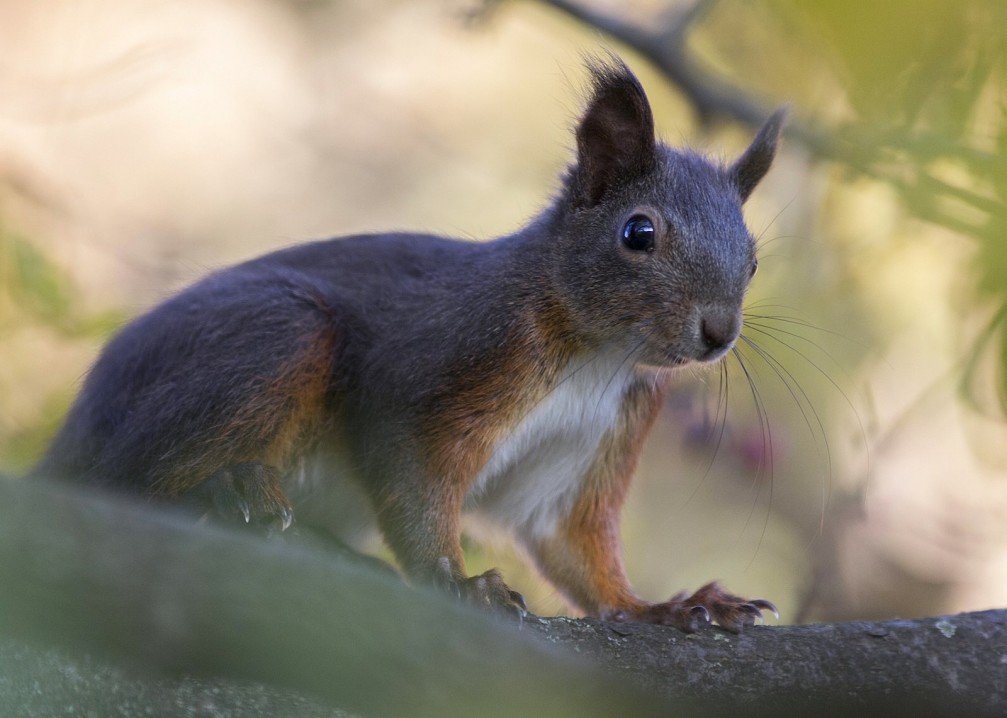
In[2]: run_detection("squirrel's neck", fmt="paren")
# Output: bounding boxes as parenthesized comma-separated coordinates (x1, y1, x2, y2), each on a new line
(490, 205, 588, 360)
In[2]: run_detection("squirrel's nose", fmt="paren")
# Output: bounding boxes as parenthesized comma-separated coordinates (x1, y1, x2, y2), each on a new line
(698, 308, 741, 357)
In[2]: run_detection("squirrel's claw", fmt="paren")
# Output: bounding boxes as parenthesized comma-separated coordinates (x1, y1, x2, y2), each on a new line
(431, 559, 528, 621)
(690, 582, 778, 633)
(747, 598, 780, 620)
(617, 581, 778, 633)
(278, 505, 294, 532)
(509, 589, 528, 612)
(191, 462, 295, 533)
(687, 604, 712, 632)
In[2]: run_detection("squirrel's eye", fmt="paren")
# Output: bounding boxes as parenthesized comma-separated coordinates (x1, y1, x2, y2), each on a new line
(621, 215, 655, 252)
(750, 257, 759, 278)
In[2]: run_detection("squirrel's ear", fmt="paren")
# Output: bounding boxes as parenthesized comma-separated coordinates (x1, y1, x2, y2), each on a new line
(571, 60, 656, 208)
(730, 107, 788, 202)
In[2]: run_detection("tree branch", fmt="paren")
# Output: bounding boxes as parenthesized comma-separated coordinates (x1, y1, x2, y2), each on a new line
(528, 610, 1005, 716)
(532, 0, 998, 182)
(540, 0, 769, 128)
(0, 476, 1003, 717)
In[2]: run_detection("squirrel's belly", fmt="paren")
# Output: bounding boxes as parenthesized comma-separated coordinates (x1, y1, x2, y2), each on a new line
(286, 449, 379, 546)
(465, 349, 636, 538)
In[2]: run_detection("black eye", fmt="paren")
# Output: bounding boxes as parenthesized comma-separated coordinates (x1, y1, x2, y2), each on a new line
(621, 215, 655, 252)
(750, 257, 759, 278)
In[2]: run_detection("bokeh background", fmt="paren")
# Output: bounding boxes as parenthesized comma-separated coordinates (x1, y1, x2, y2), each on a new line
(1, 0, 1005, 624)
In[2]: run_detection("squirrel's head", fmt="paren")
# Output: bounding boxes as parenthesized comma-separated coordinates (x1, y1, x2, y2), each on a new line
(552, 59, 786, 369)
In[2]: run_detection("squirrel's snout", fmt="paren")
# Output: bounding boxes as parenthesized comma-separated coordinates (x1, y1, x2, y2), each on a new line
(695, 306, 742, 361)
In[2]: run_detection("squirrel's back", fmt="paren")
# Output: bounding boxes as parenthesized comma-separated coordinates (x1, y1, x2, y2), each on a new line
(34, 230, 550, 495)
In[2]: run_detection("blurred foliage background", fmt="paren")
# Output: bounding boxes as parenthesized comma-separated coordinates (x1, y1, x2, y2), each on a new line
(0, 0, 1005, 624)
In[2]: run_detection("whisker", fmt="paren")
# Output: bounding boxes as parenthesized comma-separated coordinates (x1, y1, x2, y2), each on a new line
(729, 346, 775, 561)
(743, 320, 852, 375)
(753, 193, 800, 250)
(744, 309, 870, 349)
(739, 335, 828, 466)
(714, 360, 730, 452)
(680, 359, 732, 510)
(738, 334, 832, 535)
(743, 319, 871, 491)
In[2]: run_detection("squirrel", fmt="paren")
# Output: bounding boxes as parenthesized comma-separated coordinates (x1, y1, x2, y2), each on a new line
(31, 59, 785, 632)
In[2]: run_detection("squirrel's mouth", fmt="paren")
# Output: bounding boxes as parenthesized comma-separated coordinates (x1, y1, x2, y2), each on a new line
(638, 351, 690, 370)
(631, 336, 694, 369)
(659, 342, 736, 368)
(633, 326, 738, 369)
(696, 341, 736, 364)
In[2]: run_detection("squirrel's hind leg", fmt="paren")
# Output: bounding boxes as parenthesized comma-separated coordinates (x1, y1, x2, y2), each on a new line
(182, 462, 293, 531)
(147, 294, 340, 529)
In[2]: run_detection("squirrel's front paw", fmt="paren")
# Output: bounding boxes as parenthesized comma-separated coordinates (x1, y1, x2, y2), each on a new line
(607, 581, 777, 633)
(432, 558, 527, 619)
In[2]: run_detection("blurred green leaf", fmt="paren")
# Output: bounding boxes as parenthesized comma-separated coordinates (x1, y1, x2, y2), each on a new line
(1, 229, 70, 324)
(1, 227, 124, 336)
(767, 1, 1007, 410)
(786, 0, 984, 124)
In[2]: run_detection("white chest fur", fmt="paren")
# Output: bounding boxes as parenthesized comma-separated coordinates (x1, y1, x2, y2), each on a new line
(465, 348, 637, 539)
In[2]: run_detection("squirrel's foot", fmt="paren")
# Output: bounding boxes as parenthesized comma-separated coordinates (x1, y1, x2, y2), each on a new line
(605, 581, 777, 633)
(193, 462, 294, 531)
(432, 557, 527, 620)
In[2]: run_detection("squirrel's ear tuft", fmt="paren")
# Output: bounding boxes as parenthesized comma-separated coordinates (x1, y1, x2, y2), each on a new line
(730, 107, 788, 202)
(571, 59, 656, 208)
